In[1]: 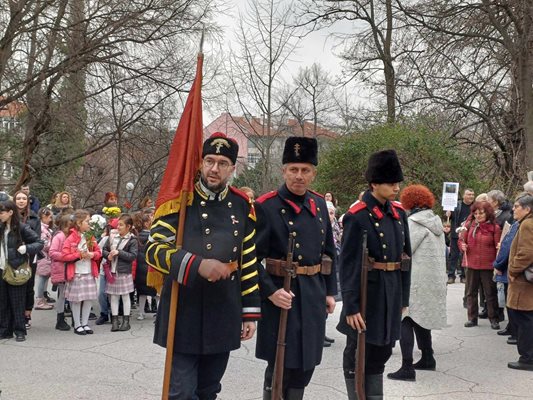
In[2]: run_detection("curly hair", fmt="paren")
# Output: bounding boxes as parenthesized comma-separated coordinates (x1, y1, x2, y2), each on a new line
(470, 201, 496, 223)
(399, 184, 435, 210)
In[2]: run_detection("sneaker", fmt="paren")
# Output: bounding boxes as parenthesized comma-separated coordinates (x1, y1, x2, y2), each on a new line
(25, 316, 31, 330)
(447, 277, 455, 284)
(95, 315, 109, 325)
(88, 312, 97, 321)
(35, 298, 54, 310)
(44, 291, 56, 304)
(137, 314, 145, 321)
(15, 333, 26, 342)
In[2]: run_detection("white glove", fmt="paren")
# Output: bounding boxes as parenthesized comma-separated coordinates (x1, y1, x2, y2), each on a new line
(17, 245, 27, 255)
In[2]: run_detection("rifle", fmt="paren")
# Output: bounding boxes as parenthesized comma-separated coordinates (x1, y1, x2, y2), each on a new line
(356, 231, 369, 400)
(271, 235, 296, 400)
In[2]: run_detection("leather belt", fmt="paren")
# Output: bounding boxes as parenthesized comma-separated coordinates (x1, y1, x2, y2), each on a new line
(265, 258, 321, 277)
(369, 259, 401, 271)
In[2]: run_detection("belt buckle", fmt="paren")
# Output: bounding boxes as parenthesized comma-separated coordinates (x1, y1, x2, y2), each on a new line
(386, 263, 396, 271)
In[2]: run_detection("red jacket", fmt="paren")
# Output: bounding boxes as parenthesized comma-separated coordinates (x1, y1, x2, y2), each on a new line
(459, 221, 501, 270)
(61, 229, 102, 280)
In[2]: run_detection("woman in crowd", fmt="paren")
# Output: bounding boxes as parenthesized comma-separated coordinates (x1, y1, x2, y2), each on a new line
(133, 212, 157, 320)
(487, 190, 513, 228)
(506, 194, 533, 371)
(460, 201, 501, 329)
(387, 185, 447, 381)
(0, 200, 44, 342)
(103, 214, 138, 332)
(34, 208, 55, 310)
(14, 189, 42, 329)
(138, 196, 154, 210)
(52, 191, 73, 215)
(49, 213, 73, 331)
(324, 191, 338, 208)
(62, 210, 101, 335)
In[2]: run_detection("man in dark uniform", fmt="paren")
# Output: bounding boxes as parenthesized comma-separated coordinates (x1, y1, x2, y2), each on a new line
(337, 149, 411, 400)
(146, 132, 261, 400)
(255, 137, 337, 400)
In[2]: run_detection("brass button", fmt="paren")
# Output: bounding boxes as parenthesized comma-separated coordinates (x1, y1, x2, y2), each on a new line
(384, 255, 388, 260)
(228, 202, 232, 208)
(295, 243, 300, 248)
(321, 229, 324, 234)
(233, 246, 237, 252)
(319, 217, 323, 222)
(206, 243, 212, 250)
(317, 207, 321, 212)
(205, 228, 210, 235)
(201, 201, 206, 206)
(281, 209, 286, 214)
(369, 213, 372, 216)
(379, 233, 384, 237)
(298, 255, 303, 260)
(375, 223, 379, 227)
(398, 221, 402, 225)
(289, 221, 294, 225)
(292, 232, 297, 237)
(321, 241, 324, 246)
(382, 244, 387, 249)
(234, 230, 238, 236)
(202, 213, 208, 219)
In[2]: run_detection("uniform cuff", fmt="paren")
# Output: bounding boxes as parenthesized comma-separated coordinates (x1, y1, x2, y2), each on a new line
(170, 251, 202, 286)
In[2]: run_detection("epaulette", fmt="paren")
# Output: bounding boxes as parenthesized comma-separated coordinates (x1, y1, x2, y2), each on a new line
(256, 191, 278, 204)
(229, 186, 252, 203)
(347, 201, 367, 215)
(391, 201, 405, 211)
(308, 189, 324, 198)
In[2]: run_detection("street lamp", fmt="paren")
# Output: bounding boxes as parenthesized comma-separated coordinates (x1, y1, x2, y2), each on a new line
(125, 181, 134, 210)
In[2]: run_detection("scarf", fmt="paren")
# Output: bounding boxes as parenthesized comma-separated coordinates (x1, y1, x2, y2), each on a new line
(469, 221, 495, 247)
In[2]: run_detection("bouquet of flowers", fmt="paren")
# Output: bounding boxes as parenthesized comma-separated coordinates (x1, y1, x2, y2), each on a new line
(102, 206, 121, 218)
(83, 214, 107, 250)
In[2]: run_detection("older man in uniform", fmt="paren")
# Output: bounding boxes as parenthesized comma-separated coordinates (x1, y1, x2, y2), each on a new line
(255, 137, 337, 400)
(338, 149, 411, 400)
(146, 132, 261, 400)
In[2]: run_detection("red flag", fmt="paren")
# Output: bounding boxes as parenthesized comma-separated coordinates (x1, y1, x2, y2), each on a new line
(154, 53, 204, 220)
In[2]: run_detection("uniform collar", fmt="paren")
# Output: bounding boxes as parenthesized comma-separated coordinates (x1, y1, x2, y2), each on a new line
(278, 185, 317, 216)
(195, 180, 229, 201)
(363, 190, 396, 220)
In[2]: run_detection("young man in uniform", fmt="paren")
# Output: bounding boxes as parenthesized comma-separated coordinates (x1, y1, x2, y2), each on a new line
(146, 132, 261, 400)
(338, 149, 411, 400)
(255, 136, 337, 400)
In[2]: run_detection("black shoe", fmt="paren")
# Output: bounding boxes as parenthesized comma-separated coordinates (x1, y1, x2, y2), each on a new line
(413, 350, 436, 371)
(464, 320, 478, 327)
(447, 276, 455, 284)
(490, 321, 501, 330)
(508, 361, 533, 371)
(95, 315, 109, 325)
(460, 276, 466, 284)
(507, 337, 518, 345)
(324, 336, 335, 343)
(88, 312, 97, 321)
(478, 309, 488, 319)
(387, 366, 416, 381)
(44, 291, 56, 303)
(74, 326, 87, 335)
(497, 327, 511, 336)
(83, 325, 94, 334)
(55, 313, 71, 331)
(323, 340, 331, 347)
(15, 333, 25, 342)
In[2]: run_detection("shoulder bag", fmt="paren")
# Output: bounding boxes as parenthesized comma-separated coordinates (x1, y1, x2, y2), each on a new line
(2, 262, 32, 286)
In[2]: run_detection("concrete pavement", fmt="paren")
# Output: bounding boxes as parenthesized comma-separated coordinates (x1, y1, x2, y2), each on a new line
(1, 283, 532, 399)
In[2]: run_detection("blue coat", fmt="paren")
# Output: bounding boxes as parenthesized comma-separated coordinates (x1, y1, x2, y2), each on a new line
(493, 222, 519, 284)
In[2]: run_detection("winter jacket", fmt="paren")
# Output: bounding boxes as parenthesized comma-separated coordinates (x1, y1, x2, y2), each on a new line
(459, 220, 501, 270)
(2, 222, 44, 268)
(102, 234, 138, 274)
(493, 222, 519, 284)
(49, 231, 68, 285)
(507, 213, 533, 311)
(61, 229, 102, 280)
(36, 222, 52, 277)
(405, 209, 447, 330)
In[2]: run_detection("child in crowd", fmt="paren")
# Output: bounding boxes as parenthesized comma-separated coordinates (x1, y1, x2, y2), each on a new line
(49, 213, 74, 331)
(95, 218, 119, 325)
(103, 214, 138, 332)
(62, 210, 101, 335)
(133, 212, 157, 320)
(35, 208, 55, 310)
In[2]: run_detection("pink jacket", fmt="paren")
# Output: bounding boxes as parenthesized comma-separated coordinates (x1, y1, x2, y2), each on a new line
(49, 230, 68, 284)
(36, 222, 52, 277)
(62, 229, 102, 281)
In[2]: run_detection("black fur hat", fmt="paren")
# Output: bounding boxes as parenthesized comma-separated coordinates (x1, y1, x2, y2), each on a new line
(365, 149, 404, 183)
(282, 137, 318, 166)
(202, 132, 239, 164)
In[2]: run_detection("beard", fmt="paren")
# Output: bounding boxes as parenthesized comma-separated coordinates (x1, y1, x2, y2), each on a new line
(200, 176, 227, 194)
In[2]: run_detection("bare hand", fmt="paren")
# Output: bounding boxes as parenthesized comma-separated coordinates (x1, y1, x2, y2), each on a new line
(346, 313, 366, 333)
(87, 251, 94, 260)
(107, 249, 119, 260)
(268, 288, 295, 309)
(326, 296, 336, 314)
(495, 269, 502, 276)
(198, 259, 231, 282)
(445, 211, 451, 218)
(461, 243, 467, 252)
(241, 321, 256, 341)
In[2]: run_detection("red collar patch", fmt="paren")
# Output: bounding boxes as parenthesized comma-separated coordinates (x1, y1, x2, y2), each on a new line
(390, 204, 400, 220)
(309, 198, 317, 217)
(372, 206, 384, 220)
(284, 199, 301, 214)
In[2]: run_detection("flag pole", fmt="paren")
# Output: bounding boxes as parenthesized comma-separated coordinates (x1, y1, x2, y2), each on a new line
(161, 30, 205, 400)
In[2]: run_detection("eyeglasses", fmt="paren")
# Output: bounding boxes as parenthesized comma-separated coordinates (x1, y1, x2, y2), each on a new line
(203, 158, 231, 170)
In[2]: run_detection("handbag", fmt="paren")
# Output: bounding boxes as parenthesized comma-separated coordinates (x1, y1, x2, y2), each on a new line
(103, 261, 115, 284)
(2, 262, 32, 286)
(524, 264, 533, 283)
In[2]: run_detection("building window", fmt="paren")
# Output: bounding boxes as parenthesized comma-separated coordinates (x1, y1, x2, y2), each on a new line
(247, 153, 261, 167)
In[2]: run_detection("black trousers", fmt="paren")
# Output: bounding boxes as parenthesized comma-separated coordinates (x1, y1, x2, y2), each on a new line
(0, 277, 27, 336)
(465, 268, 498, 322)
(448, 238, 465, 278)
(169, 352, 230, 400)
(24, 262, 37, 312)
(508, 309, 533, 364)
(398, 317, 432, 361)
(343, 335, 393, 378)
(263, 362, 315, 391)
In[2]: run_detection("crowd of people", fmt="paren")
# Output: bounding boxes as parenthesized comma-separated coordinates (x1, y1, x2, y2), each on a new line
(1, 138, 532, 400)
(0, 187, 159, 342)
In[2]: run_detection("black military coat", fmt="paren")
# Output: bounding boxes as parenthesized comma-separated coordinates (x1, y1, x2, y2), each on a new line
(147, 183, 261, 355)
(255, 184, 338, 370)
(337, 190, 411, 346)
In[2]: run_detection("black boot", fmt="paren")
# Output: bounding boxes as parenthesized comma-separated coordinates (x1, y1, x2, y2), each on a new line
(387, 359, 416, 381)
(111, 316, 120, 332)
(55, 313, 71, 331)
(262, 388, 271, 400)
(344, 378, 357, 400)
(365, 374, 383, 400)
(119, 315, 131, 331)
(285, 388, 304, 400)
(413, 349, 436, 370)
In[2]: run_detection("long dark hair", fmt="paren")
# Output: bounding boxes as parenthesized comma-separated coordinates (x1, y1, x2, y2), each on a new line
(0, 200, 23, 246)
(14, 190, 30, 222)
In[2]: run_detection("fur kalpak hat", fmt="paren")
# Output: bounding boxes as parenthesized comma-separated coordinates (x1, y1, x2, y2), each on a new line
(282, 136, 318, 166)
(202, 132, 239, 165)
(365, 149, 404, 183)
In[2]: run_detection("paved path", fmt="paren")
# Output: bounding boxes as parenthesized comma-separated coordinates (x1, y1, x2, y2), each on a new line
(1, 283, 532, 399)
